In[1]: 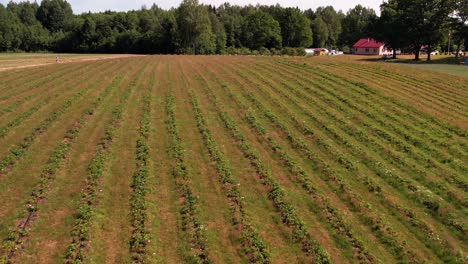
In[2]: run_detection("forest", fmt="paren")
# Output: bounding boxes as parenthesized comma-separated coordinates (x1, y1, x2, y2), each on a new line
(0, 0, 466, 58)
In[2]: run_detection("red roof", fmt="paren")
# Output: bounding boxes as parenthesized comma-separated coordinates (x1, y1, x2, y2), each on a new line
(353, 38, 385, 48)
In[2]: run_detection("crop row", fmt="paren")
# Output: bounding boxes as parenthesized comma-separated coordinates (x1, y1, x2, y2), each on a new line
(304, 64, 466, 176)
(243, 61, 466, 228)
(1, 73, 124, 263)
(65, 62, 147, 263)
(188, 65, 332, 263)
(207, 59, 448, 259)
(267, 60, 465, 180)
(0, 101, 48, 139)
(164, 83, 210, 263)
(202, 63, 395, 262)
(0, 61, 110, 117)
(219, 109, 330, 263)
(188, 89, 271, 263)
(0, 59, 122, 176)
(0, 62, 77, 97)
(217, 60, 462, 261)
(213, 71, 415, 262)
(285, 60, 468, 150)
(0, 64, 58, 88)
(332, 62, 466, 108)
(277, 59, 467, 142)
(0, 62, 88, 102)
(0, 88, 90, 174)
(129, 72, 155, 263)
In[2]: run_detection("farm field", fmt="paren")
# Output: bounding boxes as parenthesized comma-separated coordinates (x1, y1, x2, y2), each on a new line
(0, 55, 466, 264)
(0, 53, 141, 72)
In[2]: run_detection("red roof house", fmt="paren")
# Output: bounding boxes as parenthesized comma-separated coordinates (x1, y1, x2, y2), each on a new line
(352, 38, 391, 55)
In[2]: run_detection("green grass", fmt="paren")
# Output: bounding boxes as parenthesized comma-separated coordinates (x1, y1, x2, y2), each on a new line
(396, 63, 468, 77)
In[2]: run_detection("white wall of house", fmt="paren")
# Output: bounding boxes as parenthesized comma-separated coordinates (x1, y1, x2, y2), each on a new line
(353, 46, 392, 55)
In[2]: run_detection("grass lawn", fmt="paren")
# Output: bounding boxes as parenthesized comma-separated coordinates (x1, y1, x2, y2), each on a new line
(397, 63, 468, 77)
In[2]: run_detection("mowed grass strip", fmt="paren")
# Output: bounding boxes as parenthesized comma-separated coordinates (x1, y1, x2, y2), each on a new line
(274, 60, 466, 179)
(247, 59, 466, 211)
(285, 59, 468, 131)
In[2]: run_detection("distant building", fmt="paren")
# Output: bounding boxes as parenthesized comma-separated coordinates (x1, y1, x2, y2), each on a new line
(304, 48, 328, 56)
(352, 38, 391, 55)
(305, 48, 315, 55)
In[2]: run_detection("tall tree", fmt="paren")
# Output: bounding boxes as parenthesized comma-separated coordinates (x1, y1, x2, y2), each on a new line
(370, 0, 407, 59)
(37, 0, 73, 32)
(217, 3, 243, 48)
(176, 0, 215, 54)
(315, 6, 342, 48)
(451, 0, 468, 57)
(272, 7, 312, 47)
(311, 16, 328, 48)
(400, 0, 456, 60)
(241, 10, 282, 50)
(209, 12, 227, 53)
(340, 5, 377, 48)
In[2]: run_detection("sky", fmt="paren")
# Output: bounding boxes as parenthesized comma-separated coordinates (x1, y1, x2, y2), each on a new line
(0, 0, 382, 14)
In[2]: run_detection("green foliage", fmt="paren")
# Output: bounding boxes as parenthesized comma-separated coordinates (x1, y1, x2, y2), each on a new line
(129, 75, 153, 262)
(340, 5, 377, 48)
(0, 1, 461, 54)
(37, 0, 73, 32)
(311, 16, 328, 48)
(176, 0, 215, 54)
(242, 10, 282, 50)
(267, 7, 312, 47)
(315, 6, 343, 48)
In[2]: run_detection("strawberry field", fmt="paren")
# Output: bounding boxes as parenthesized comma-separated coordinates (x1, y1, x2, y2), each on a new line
(0, 55, 466, 263)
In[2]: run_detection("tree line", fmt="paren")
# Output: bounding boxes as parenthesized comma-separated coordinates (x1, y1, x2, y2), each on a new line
(0, 0, 466, 60)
